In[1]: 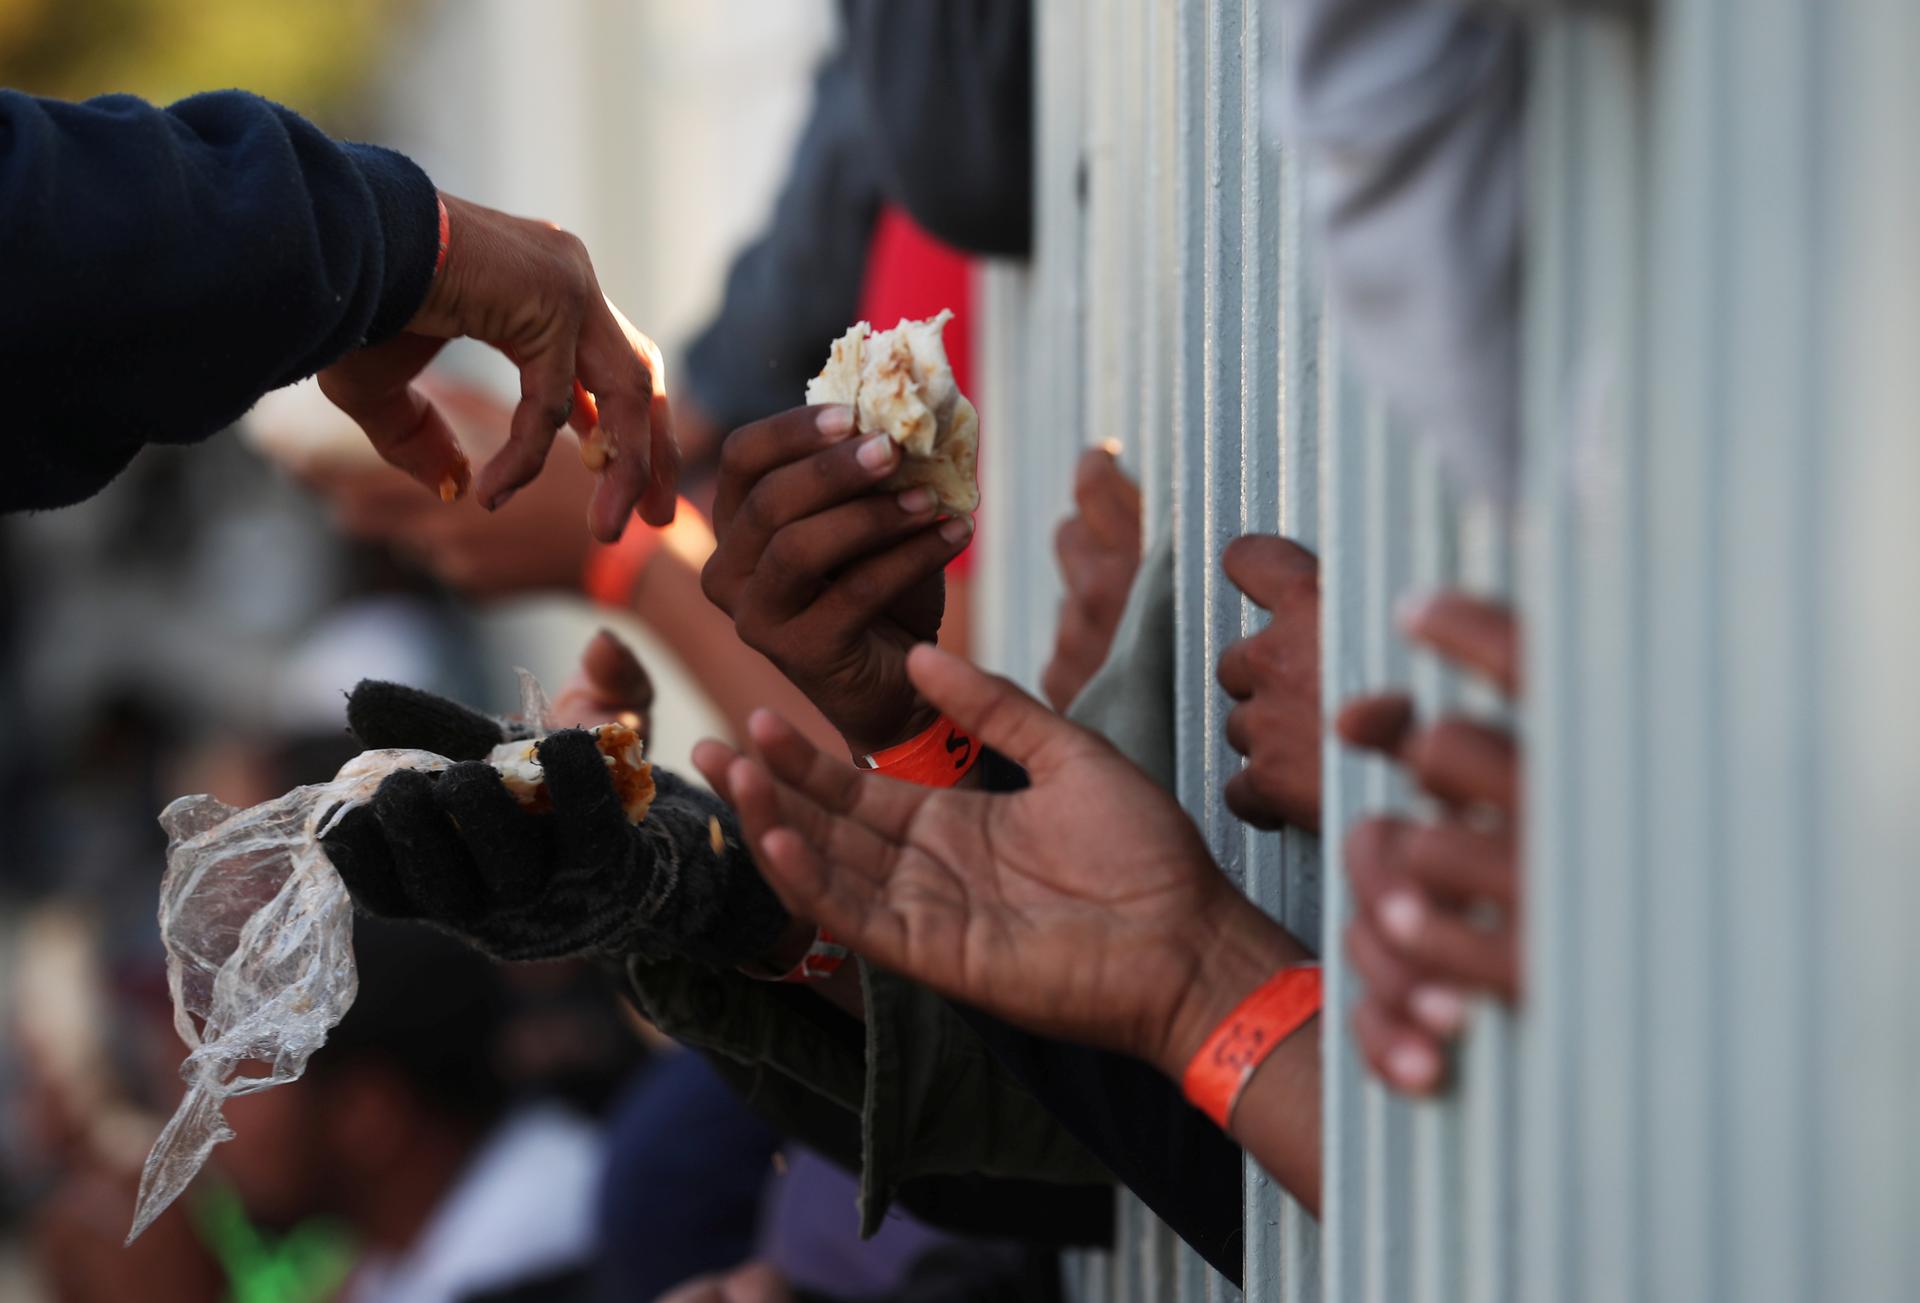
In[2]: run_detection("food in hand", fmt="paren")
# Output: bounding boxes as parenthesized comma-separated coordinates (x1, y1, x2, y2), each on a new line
(487, 722, 656, 821)
(805, 310, 980, 513)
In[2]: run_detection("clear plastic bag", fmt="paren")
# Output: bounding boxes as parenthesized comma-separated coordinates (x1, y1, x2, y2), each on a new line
(128, 673, 554, 1242)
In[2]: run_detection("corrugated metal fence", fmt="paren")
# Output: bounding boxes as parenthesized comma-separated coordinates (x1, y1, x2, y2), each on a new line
(978, 1, 1920, 1300)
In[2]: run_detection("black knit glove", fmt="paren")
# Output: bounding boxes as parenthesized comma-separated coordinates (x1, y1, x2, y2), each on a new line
(319, 681, 791, 967)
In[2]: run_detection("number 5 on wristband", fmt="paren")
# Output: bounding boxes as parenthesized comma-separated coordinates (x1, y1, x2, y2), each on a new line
(857, 714, 980, 786)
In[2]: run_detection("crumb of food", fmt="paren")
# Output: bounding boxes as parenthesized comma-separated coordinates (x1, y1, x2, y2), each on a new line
(579, 427, 616, 472)
(708, 816, 726, 854)
(486, 722, 655, 822)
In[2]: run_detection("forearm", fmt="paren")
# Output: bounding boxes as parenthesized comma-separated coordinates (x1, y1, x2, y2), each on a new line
(0, 90, 437, 510)
(1156, 893, 1323, 1214)
(629, 550, 844, 754)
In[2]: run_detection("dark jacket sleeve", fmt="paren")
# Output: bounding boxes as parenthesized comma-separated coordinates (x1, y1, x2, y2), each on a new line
(680, 48, 882, 433)
(0, 89, 440, 512)
(970, 750, 1248, 1283)
(844, 0, 1033, 257)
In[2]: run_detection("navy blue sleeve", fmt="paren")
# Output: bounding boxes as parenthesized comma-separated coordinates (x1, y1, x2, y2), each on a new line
(844, 0, 1033, 257)
(0, 89, 440, 512)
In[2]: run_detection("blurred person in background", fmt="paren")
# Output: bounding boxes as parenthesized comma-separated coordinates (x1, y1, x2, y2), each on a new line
(215, 917, 601, 1303)
(284, 0, 1032, 663)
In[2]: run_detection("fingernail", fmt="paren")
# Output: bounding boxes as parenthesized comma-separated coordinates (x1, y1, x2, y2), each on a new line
(1394, 589, 1438, 633)
(1409, 986, 1467, 1036)
(1388, 1042, 1441, 1089)
(857, 433, 897, 471)
(489, 485, 518, 511)
(437, 474, 461, 504)
(1379, 891, 1424, 943)
(1100, 437, 1124, 458)
(897, 488, 936, 514)
(816, 405, 855, 438)
(940, 515, 974, 545)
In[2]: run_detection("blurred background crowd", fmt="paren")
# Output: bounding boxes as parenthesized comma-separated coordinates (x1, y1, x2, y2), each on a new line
(0, 2, 909, 1298)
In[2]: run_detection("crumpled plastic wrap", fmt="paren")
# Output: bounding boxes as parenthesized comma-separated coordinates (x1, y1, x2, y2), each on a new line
(128, 672, 554, 1242)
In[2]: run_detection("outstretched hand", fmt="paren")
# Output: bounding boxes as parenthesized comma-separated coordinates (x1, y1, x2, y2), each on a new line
(691, 645, 1310, 1081)
(318, 194, 677, 541)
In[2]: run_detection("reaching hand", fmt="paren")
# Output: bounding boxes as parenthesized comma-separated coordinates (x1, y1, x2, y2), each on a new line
(1216, 535, 1323, 832)
(319, 634, 786, 966)
(700, 405, 973, 757)
(691, 645, 1309, 1081)
(1041, 446, 1144, 711)
(317, 193, 678, 541)
(1337, 593, 1522, 1095)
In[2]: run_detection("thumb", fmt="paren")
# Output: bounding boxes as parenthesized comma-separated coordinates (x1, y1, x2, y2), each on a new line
(904, 645, 1088, 775)
(580, 628, 653, 712)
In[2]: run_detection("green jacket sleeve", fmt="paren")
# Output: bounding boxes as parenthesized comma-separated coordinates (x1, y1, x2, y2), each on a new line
(622, 953, 1110, 1235)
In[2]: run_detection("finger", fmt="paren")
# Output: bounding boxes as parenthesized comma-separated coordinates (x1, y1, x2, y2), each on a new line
(1073, 446, 1143, 551)
(579, 628, 653, 714)
(712, 405, 859, 533)
(1342, 815, 1409, 909)
(1406, 718, 1520, 811)
(904, 643, 1095, 777)
(1216, 636, 1255, 700)
(433, 761, 550, 909)
(318, 805, 418, 919)
(1397, 591, 1522, 698)
(743, 490, 944, 622)
(1334, 692, 1417, 759)
(1223, 701, 1257, 758)
(477, 334, 578, 511)
(1374, 887, 1521, 1001)
(807, 516, 972, 633)
(1053, 517, 1107, 596)
(722, 432, 907, 579)
(345, 681, 508, 761)
(1351, 997, 1447, 1096)
(1344, 916, 1421, 1014)
(743, 710, 927, 846)
(577, 301, 677, 533)
(1400, 821, 1519, 907)
(691, 739, 740, 802)
(371, 769, 487, 922)
(1220, 534, 1319, 611)
(729, 751, 904, 895)
(724, 755, 904, 958)
(1222, 769, 1286, 832)
(317, 335, 471, 501)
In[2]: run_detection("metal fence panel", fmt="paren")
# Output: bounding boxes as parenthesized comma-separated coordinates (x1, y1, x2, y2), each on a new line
(978, 2, 1917, 1301)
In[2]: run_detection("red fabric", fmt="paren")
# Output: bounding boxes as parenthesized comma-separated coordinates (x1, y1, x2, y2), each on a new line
(856, 206, 977, 576)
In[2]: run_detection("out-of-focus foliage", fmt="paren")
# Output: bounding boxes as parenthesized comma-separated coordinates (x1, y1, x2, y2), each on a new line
(0, 0, 422, 123)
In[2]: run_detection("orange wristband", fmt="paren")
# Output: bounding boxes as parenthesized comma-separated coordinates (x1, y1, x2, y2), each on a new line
(583, 519, 665, 607)
(433, 195, 450, 276)
(857, 714, 980, 787)
(1181, 963, 1323, 1130)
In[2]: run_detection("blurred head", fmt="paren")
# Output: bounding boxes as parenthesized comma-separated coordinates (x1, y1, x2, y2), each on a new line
(217, 919, 510, 1230)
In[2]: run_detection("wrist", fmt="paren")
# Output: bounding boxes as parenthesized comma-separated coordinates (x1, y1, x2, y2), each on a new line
(843, 699, 940, 763)
(1152, 887, 1309, 1082)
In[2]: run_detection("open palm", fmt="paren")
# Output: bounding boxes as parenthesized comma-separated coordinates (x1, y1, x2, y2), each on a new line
(695, 646, 1257, 1073)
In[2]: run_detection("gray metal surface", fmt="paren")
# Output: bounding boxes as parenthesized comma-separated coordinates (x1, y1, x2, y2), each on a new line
(977, 1, 1917, 1300)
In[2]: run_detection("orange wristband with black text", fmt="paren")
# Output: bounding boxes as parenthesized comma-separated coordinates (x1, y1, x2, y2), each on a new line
(857, 714, 980, 787)
(1181, 963, 1322, 1129)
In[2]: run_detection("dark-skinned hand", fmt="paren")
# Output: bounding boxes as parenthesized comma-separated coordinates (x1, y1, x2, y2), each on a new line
(1336, 593, 1522, 1095)
(1217, 535, 1323, 832)
(1041, 446, 1144, 711)
(700, 405, 974, 758)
